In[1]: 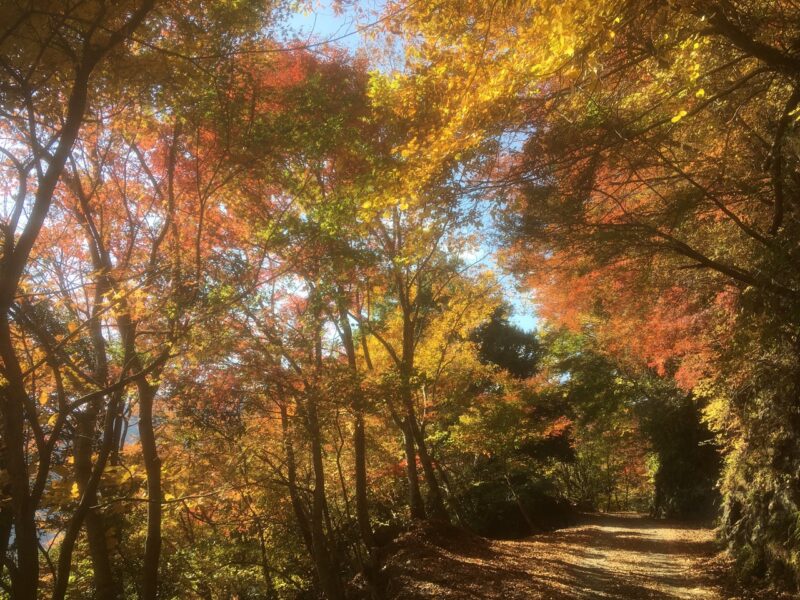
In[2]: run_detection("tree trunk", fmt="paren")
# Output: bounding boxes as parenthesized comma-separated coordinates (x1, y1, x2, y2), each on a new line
(0, 317, 39, 600)
(433, 458, 467, 525)
(112, 302, 162, 600)
(280, 403, 314, 555)
(72, 407, 120, 600)
(406, 411, 448, 522)
(398, 302, 447, 522)
(399, 362, 447, 521)
(306, 394, 344, 600)
(402, 417, 426, 520)
(353, 411, 373, 546)
(137, 379, 161, 600)
(334, 299, 374, 548)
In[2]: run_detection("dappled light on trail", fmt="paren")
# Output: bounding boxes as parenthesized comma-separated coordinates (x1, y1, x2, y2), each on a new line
(387, 514, 719, 599)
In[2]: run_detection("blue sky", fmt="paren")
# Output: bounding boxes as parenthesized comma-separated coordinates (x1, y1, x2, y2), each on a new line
(286, 1, 385, 51)
(288, 5, 359, 45)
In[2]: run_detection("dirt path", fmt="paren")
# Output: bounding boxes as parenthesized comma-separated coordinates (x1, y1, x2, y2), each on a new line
(386, 513, 722, 599)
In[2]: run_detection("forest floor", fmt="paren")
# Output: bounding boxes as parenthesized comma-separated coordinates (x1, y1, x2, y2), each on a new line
(382, 512, 732, 599)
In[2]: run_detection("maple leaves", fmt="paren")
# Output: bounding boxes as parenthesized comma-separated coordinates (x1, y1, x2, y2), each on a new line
(0, 2, 297, 597)
(3, 0, 798, 596)
(1, 23, 530, 592)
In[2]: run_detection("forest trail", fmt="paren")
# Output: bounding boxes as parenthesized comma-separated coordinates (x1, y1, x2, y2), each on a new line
(386, 513, 721, 599)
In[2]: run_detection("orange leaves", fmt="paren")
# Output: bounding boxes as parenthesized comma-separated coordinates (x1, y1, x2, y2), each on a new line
(543, 415, 573, 438)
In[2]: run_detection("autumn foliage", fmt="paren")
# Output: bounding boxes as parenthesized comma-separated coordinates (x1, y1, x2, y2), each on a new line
(1, 1, 798, 598)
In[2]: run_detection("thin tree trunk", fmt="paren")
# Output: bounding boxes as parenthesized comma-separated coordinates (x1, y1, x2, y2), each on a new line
(334, 298, 374, 547)
(72, 408, 119, 600)
(137, 379, 161, 600)
(405, 410, 448, 522)
(280, 404, 314, 555)
(353, 411, 373, 544)
(306, 393, 344, 600)
(402, 417, 426, 520)
(399, 362, 447, 521)
(433, 459, 467, 525)
(112, 302, 162, 600)
(306, 321, 344, 600)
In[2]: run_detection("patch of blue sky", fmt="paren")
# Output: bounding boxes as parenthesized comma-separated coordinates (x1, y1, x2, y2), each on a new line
(460, 198, 538, 333)
(286, 3, 362, 48)
(283, 1, 389, 54)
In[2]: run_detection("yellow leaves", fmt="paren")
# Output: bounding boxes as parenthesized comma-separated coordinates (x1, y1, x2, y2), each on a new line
(399, 137, 419, 159)
(695, 88, 705, 98)
(39, 390, 49, 406)
(127, 287, 149, 320)
(359, 195, 397, 220)
(671, 110, 688, 123)
(392, 255, 411, 266)
(70, 482, 80, 499)
(164, 492, 176, 502)
(101, 464, 139, 488)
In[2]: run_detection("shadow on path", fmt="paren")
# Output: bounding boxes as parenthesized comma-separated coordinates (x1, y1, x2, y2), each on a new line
(386, 512, 720, 599)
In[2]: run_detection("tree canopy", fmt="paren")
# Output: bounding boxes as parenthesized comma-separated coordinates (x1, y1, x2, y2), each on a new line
(1, 1, 798, 598)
